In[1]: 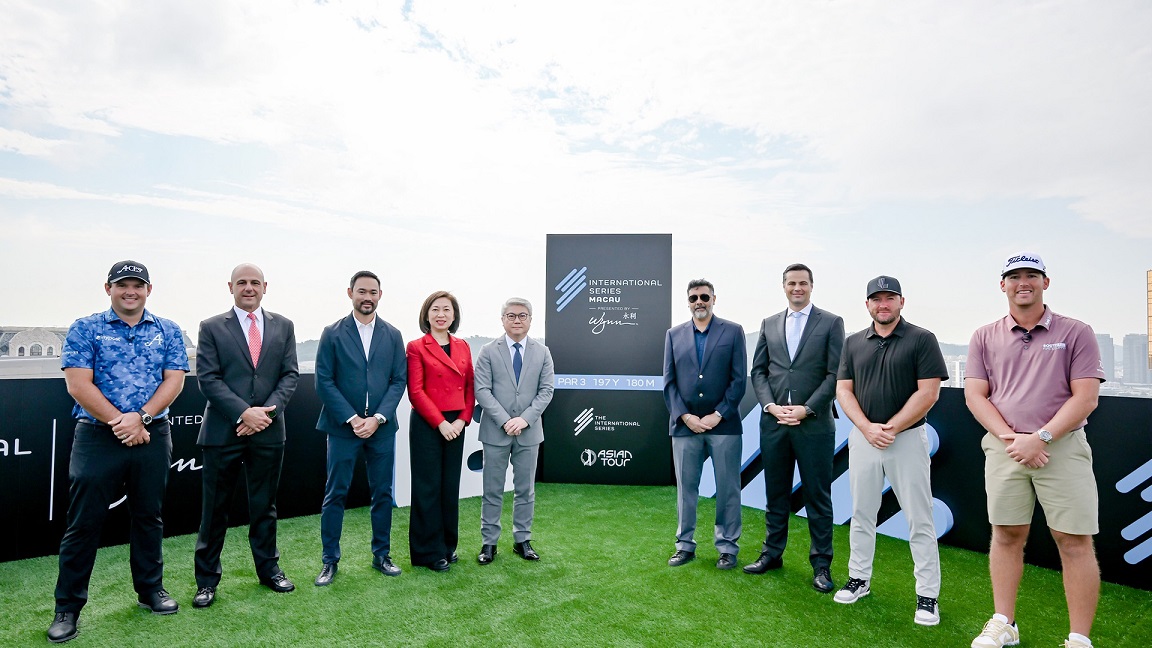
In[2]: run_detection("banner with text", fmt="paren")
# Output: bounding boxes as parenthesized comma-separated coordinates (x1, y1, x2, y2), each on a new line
(542, 234, 673, 484)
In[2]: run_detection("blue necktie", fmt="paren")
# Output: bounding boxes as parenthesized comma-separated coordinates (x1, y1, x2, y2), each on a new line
(513, 342, 523, 383)
(787, 311, 803, 361)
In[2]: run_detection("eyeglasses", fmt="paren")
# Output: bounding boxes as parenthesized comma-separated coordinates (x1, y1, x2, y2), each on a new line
(687, 294, 712, 303)
(504, 313, 531, 322)
(1022, 332, 1032, 344)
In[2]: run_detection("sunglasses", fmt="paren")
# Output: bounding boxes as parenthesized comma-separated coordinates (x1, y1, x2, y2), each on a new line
(687, 294, 712, 303)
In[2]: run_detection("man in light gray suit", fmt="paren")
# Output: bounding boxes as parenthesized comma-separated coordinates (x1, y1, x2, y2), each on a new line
(473, 297, 555, 564)
(746, 263, 845, 594)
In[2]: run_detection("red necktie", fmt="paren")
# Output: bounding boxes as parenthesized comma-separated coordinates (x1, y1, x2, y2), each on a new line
(247, 312, 262, 366)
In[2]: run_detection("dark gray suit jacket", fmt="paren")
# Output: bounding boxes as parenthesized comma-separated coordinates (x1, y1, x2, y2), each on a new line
(750, 305, 844, 432)
(314, 314, 407, 438)
(196, 308, 299, 446)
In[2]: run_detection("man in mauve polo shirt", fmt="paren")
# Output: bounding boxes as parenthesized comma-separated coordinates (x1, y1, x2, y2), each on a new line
(965, 253, 1105, 648)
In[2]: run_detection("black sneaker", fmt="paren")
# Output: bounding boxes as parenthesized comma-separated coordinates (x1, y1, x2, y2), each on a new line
(834, 577, 870, 604)
(914, 595, 940, 626)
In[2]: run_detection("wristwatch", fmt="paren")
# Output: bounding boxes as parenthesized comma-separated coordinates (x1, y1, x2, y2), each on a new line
(1037, 429, 1053, 444)
(137, 410, 153, 425)
(713, 411, 723, 420)
(374, 413, 387, 425)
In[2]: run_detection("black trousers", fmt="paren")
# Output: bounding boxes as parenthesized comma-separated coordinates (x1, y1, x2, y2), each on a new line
(759, 421, 835, 569)
(408, 410, 464, 566)
(55, 420, 172, 613)
(194, 441, 285, 587)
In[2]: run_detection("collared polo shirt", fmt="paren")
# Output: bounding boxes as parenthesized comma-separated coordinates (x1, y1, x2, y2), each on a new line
(966, 306, 1105, 433)
(837, 317, 949, 427)
(61, 308, 190, 421)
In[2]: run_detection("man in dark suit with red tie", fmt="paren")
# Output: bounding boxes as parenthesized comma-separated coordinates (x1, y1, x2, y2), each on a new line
(192, 263, 300, 608)
(313, 270, 408, 585)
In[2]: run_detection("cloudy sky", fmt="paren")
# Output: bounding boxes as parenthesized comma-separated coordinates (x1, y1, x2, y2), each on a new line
(1, 0, 1149, 346)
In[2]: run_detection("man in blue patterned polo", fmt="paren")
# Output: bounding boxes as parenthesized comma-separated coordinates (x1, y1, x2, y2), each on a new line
(48, 261, 190, 643)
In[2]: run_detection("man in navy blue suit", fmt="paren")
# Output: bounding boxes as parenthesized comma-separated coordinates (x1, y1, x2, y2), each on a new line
(313, 270, 408, 585)
(662, 278, 747, 570)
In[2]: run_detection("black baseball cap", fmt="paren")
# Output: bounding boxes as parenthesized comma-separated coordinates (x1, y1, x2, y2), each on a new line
(866, 275, 902, 298)
(107, 260, 150, 284)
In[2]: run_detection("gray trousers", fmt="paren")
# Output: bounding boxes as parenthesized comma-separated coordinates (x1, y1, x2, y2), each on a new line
(672, 434, 742, 554)
(847, 424, 941, 597)
(481, 442, 539, 545)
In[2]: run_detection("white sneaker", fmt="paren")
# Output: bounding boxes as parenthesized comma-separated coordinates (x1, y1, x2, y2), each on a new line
(833, 577, 870, 604)
(971, 615, 1020, 647)
(914, 596, 939, 626)
(1064, 638, 1091, 648)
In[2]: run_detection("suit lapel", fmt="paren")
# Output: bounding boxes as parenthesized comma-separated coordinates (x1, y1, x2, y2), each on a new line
(367, 318, 386, 365)
(342, 315, 367, 365)
(223, 310, 255, 369)
(794, 307, 822, 360)
(257, 311, 277, 370)
(679, 322, 701, 373)
(496, 337, 517, 384)
(425, 335, 463, 376)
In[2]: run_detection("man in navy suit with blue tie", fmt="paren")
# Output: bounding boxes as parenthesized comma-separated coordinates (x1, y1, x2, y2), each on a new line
(662, 279, 747, 570)
(313, 271, 408, 585)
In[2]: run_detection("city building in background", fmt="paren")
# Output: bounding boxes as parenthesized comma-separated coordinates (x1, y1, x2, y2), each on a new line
(1096, 333, 1116, 382)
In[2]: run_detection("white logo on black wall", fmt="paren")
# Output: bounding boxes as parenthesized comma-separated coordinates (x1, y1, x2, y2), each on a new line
(574, 408, 594, 435)
(1117, 458, 1152, 565)
(580, 449, 633, 467)
(555, 267, 588, 312)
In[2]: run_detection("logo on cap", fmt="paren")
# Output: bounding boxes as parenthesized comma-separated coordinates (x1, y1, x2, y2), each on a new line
(1005, 255, 1041, 266)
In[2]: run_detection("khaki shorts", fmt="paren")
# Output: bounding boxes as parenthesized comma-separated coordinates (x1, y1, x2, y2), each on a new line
(982, 428, 1099, 535)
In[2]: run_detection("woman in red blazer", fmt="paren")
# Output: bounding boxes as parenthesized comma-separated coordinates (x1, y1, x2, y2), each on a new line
(406, 290, 475, 571)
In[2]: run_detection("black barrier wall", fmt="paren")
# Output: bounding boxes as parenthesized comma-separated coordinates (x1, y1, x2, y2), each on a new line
(0, 378, 375, 564)
(3, 376, 1151, 591)
(541, 234, 673, 484)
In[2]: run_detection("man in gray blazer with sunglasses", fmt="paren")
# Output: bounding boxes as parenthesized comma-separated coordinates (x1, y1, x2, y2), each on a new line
(474, 297, 555, 565)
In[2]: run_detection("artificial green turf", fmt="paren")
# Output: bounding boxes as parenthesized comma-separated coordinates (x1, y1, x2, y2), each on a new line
(2, 484, 1151, 647)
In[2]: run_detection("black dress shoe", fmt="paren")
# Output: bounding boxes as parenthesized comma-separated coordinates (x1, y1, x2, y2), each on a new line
(428, 558, 451, 572)
(812, 566, 835, 593)
(742, 552, 784, 574)
(192, 587, 216, 608)
(314, 562, 337, 586)
(372, 555, 402, 577)
(513, 541, 540, 561)
(667, 549, 695, 567)
(477, 545, 497, 565)
(47, 612, 78, 643)
(448, 552, 458, 564)
(716, 553, 737, 570)
(138, 589, 179, 615)
(259, 572, 295, 593)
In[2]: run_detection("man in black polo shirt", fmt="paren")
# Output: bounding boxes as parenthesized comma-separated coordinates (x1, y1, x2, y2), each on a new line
(833, 276, 949, 627)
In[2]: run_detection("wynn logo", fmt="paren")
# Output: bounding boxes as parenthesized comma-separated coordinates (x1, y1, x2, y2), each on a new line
(1117, 458, 1152, 564)
(554, 267, 588, 312)
(574, 408, 594, 435)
